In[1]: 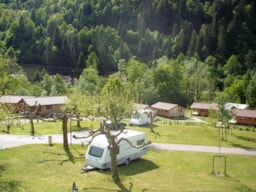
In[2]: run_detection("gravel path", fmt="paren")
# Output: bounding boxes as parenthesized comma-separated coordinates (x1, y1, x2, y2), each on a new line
(0, 132, 90, 149)
(0, 133, 256, 156)
(149, 142, 256, 156)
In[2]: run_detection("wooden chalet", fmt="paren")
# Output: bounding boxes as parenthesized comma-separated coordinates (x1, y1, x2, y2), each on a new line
(0, 95, 34, 112)
(190, 102, 219, 116)
(18, 96, 69, 116)
(150, 102, 185, 118)
(234, 109, 256, 126)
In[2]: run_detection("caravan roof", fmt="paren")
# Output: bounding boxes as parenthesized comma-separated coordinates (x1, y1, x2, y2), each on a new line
(91, 130, 145, 145)
(114, 130, 145, 139)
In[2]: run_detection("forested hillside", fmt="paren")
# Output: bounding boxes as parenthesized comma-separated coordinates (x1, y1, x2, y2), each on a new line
(0, 0, 256, 107)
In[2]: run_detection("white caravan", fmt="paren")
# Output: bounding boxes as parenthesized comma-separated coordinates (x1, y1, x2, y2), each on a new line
(85, 130, 148, 170)
(130, 109, 153, 126)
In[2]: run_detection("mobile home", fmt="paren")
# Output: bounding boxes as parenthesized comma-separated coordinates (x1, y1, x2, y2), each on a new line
(130, 109, 153, 126)
(85, 130, 148, 170)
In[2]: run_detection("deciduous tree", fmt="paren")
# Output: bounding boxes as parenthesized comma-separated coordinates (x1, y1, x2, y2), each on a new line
(98, 76, 133, 130)
(246, 73, 256, 108)
(76, 67, 102, 95)
(224, 55, 242, 76)
(0, 55, 23, 95)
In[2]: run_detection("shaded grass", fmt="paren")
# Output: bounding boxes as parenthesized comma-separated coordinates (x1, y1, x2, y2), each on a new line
(2, 119, 101, 135)
(0, 144, 255, 192)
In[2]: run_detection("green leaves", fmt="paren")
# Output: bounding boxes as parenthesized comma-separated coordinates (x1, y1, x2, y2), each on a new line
(99, 77, 133, 126)
(246, 73, 256, 108)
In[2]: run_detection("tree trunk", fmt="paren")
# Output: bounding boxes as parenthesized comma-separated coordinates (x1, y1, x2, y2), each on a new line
(6, 125, 10, 134)
(28, 104, 40, 136)
(109, 135, 120, 181)
(221, 126, 224, 140)
(225, 123, 228, 141)
(62, 114, 69, 149)
(76, 113, 81, 128)
(30, 113, 35, 136)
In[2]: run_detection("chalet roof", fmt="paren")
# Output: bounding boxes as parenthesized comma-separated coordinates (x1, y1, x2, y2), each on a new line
(150, 102, 181, 111)
(190, 102, 219, 110)
(234, 109, 256, 118)
(22, 96, 69, 106)
(0, 95, 34, 104)
(225, 103, 248, 110)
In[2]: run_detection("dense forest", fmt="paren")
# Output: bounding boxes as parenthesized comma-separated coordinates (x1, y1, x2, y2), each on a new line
(0, 0, 256, 107)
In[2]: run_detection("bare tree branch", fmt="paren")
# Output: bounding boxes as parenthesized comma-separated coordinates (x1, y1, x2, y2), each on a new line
(113, 127, 126, 138)
(73, 126, 104, 145)
(72, 131, 101, 140)
(117, 137, 151, 148)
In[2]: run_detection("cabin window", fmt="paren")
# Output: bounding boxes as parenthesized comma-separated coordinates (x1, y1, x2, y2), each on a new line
(89, 146, 104, 158)
(137, 139, 145, 145)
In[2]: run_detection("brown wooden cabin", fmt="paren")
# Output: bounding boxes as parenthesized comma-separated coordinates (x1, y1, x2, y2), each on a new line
(18, 96, 69, 116)
(0, 95, 34, 112)
(150, 102, 185, 118)
(234, 109, 256, 126)
(190, 102, 219, 117)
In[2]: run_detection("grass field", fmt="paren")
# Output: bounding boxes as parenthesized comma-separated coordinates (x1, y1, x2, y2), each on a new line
(0, 144, 255, 192)
(1, 117, 256, 191)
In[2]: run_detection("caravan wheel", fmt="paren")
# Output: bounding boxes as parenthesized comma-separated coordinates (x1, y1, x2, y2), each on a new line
(125, 159, 130, 166)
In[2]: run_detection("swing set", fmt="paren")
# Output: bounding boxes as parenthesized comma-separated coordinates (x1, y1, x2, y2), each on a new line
(212, 154, 227, 177)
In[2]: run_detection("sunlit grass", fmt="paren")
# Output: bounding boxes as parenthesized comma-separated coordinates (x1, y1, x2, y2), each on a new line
(131, 122, 256, 149)
(1, 115, 255, 191)
(0, 144, 255, 192)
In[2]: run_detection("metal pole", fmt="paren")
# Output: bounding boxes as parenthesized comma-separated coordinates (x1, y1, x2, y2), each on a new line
(218, 124, 221, 175)
(218, 125, 221, 154)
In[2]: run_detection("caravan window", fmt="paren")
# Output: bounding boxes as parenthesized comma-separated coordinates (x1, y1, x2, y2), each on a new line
(89, 146, 104, 158)
(137, 139, 145, 145)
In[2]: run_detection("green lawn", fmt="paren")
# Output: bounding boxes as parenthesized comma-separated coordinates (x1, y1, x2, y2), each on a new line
(1, 117, 256, 191)
(133, 123, 256, 149)
(0, 144, 255, 192)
